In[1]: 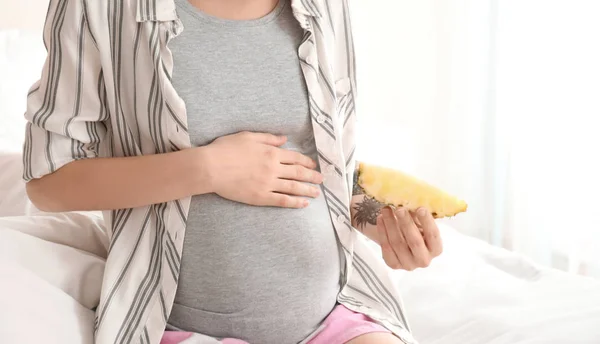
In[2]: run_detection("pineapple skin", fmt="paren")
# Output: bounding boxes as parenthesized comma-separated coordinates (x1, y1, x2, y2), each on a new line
(357, 162, 467, 219)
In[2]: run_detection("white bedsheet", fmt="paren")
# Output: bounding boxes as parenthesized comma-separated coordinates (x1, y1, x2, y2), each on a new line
(398, 223, 600, 344)
(1, 211, 599, 344)
(0, 212, 106, 344)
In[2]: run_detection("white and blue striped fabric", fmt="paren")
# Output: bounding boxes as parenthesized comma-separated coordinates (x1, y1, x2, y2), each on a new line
(22, 0, 417, 343)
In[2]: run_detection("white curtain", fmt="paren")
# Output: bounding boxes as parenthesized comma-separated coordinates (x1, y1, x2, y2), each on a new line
(351, 0, 600, 276)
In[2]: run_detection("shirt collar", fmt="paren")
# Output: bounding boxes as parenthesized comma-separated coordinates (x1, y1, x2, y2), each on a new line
(136, 0, 323, 22)
(291, 0, 324, 18)
(136, 0, 178, 22)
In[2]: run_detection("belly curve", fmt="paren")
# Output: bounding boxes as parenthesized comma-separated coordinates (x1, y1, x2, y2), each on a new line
(169, 192, 342, 342)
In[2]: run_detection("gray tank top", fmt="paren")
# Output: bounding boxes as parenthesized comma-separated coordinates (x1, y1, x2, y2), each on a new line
(167, 1, 342, 343)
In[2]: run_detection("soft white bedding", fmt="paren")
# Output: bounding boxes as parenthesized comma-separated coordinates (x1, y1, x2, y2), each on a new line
(1, 152, 599, 344)
(0, 213, 105, 344)
(399, 224, 600, 344)
(2, 216, 599, 344)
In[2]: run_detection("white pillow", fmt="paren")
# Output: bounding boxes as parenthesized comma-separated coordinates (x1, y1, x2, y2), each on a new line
(0, 212, 108, 308)
(0, 212, 106, 344)
(0, 262, 96, 344)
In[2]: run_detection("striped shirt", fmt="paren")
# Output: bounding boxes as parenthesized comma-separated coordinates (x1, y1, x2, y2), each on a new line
(22, 0, 417, 343)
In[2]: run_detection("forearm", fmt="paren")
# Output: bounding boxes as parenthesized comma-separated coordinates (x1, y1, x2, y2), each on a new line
(26, 147, 212, 212)
(351, 168, 384, 243)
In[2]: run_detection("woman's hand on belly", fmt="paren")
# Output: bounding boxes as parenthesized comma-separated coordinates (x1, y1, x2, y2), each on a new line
(198, 131, 323, 208)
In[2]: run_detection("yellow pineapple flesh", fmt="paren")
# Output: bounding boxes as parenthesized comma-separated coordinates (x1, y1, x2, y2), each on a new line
(357, 162, 467, 218)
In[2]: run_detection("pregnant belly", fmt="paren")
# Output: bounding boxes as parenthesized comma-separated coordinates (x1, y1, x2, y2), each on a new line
(170, 192, 342, 342)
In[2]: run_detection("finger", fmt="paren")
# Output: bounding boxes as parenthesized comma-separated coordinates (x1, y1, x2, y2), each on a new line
(410, 211, 423, 229)
(416, 207, 443, 256)
(396, 207, 431, 268)
(378, 215, 403, 270)
(274, 179, 320, 198)
(244, 132, 287, 146)
(382, 207, 416, 270)
(279, 165, 323, 184)
(278, 149, 317, 169)
(263, 193, 309, 209)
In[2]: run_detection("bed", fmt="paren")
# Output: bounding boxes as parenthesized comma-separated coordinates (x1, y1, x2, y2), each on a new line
(1, 152, 600, 344)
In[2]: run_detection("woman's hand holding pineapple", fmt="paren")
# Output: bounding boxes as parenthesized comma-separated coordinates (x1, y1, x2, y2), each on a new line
(376, 206, 442, 271)
(350, 162, 467, 271)
(351, 196, 443, 271)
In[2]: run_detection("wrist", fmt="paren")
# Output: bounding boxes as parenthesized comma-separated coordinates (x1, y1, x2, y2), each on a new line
(186, 146, 217, 195)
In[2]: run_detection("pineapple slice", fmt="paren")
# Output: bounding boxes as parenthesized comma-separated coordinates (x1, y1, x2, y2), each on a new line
(357, 162, 467, 218)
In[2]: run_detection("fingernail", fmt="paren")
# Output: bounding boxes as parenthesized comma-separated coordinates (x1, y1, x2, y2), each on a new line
(418, 208, 428, 217)
(313, 188, 320, 196)
(303, 200, 310, 207)
(395, 207, 406, 217)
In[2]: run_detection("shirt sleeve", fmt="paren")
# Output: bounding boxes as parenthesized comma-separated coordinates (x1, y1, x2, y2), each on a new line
(22, 0, 107, 182)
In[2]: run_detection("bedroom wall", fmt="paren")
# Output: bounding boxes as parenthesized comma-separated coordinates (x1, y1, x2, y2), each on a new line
(0, 0, 48, 31)
(0, 1, 48, 153)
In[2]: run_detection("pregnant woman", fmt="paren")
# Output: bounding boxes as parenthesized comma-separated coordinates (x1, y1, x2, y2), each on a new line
(22, 0, 442, 343)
